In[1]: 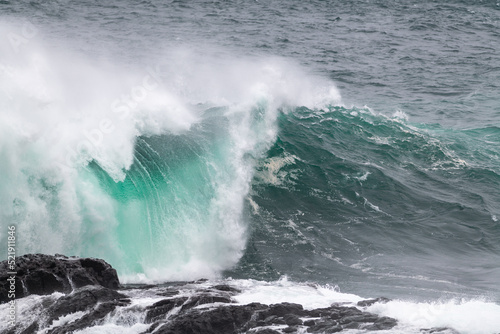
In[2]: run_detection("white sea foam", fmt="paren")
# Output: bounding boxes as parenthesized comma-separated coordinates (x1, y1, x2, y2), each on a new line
(231, 278, 500, 334)
(2, 278, 498, 334)
(73, 323, 150, 334)
(232, 276, 362, 309)
(368, 299, 500, 334)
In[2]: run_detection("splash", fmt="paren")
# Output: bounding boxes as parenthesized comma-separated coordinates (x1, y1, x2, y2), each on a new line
(0, 22, 341, 281)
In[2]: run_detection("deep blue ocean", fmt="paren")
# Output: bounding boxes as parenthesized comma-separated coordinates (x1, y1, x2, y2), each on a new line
(1, 1, 499, 332)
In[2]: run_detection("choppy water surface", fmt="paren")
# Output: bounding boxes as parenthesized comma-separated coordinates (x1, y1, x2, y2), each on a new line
(1, 1, 499, 332)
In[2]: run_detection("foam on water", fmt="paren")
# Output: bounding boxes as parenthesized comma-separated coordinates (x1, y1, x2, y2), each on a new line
(3, 278, 498, 334)
(368, 299, 500, 334)
(73, 324, 150, 334)
(232, 276, 363, 308)
(230, 279, 500, 334)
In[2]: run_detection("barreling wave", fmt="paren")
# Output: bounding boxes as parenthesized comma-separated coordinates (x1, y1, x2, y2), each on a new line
(0, 23, 341, 282)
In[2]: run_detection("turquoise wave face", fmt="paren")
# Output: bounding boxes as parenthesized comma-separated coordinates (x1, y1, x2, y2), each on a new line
(0, 28, 343, 282)
(233, 105, 500, 301)
(1, 100, 279, 282)
(83, 108, 250, 280)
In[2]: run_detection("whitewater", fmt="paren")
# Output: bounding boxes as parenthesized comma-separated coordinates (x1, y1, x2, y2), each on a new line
(1, 0, 500, 333)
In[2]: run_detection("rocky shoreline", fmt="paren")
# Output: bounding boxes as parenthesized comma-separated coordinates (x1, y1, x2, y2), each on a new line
(1, 254, 457, 334)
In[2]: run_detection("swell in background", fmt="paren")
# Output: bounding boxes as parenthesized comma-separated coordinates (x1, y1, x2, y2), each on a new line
(232, 105, 500, 301)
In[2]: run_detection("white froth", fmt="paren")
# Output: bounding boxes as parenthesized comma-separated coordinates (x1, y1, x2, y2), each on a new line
(368, 299, 500, 334)
(232, 277, 362, 309)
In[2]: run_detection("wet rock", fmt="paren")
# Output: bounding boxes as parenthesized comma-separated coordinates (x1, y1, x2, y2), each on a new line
(145, 297, 189, 323)
(3, 254, 402, 334)
(307, 320, 337, 332)
(20, 322, 39, 334)
(258, 314, 286, 326)
(363, 316, 398, 330)
(268, 302, 306, 317)
(47, 301, 127, 334)
(307, 321, 342, 333)
(306, 305, 361, 319)
(342, 321, 361, 329)
(263, 315, 278, 324)
(338, 312, 380, 324)
(211, 284, 241, 294)
(158, 289, 180, 297)
(305, 307, 336, 318)
(255, 302, 306, 322)
(79, 258, 119, 289)
(93, 294, 399, 334)
(0, 254, 119, 303)
(180, 293, 233, 311)
(152, 303, 266, 334)
(254, 329, 281, 334)
(303, 319, 316, 326)
(284, 314, 303, 326)
(24, 269, 65, 296)
(357, 297, 391, 307)
(271, 317, 286, 325)
(47, 285, 129, 322)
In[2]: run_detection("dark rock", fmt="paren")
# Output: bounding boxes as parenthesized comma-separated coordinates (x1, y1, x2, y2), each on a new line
(145, 297, 189, 323)
(259, 314, 286, 325)
(255, 302, 306, 322)
(144, 322, 162, 333)
(79, 258, 119, 289)
(303, 319, 316, 326)
(305, 307, 336, 318)
(271, 317, 286, 325)
(20, 322, 38, 334)
(254, 329, 281, 334)
(307, 320, 337, 332)
(121, 284, 158, 291)
(47, 301, 127, 334)
(153, 303, 266, 334)
(211, 284, 241, 294)
(268, 302, 305, 317)
(47, 285, 129, 322)
(3, 254, 401, 334)
(342, 321, 360, 329)
(338, 306, 364, 317)
(70, 268, 98, 288)
(0, 276, 25, 302)
(327, 324, 343, 333)
(339, 313, 380, 324)
(158, 289, 180, 297)
(307, 321, 342, 333)
(364, 316, 398, 330)
(24, 269, 65, 295)
(263, 315, 278, 324)
(180, 293, 233, 311)
(194, 278, 209, 283)
(0, 254, 120, 303)
(9, 286, 132, 334)
(284, 314, 303, 326)
(357, 297, 391, 307)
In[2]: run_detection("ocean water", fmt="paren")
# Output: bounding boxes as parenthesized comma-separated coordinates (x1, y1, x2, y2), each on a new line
(1, 0, 499, 332)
